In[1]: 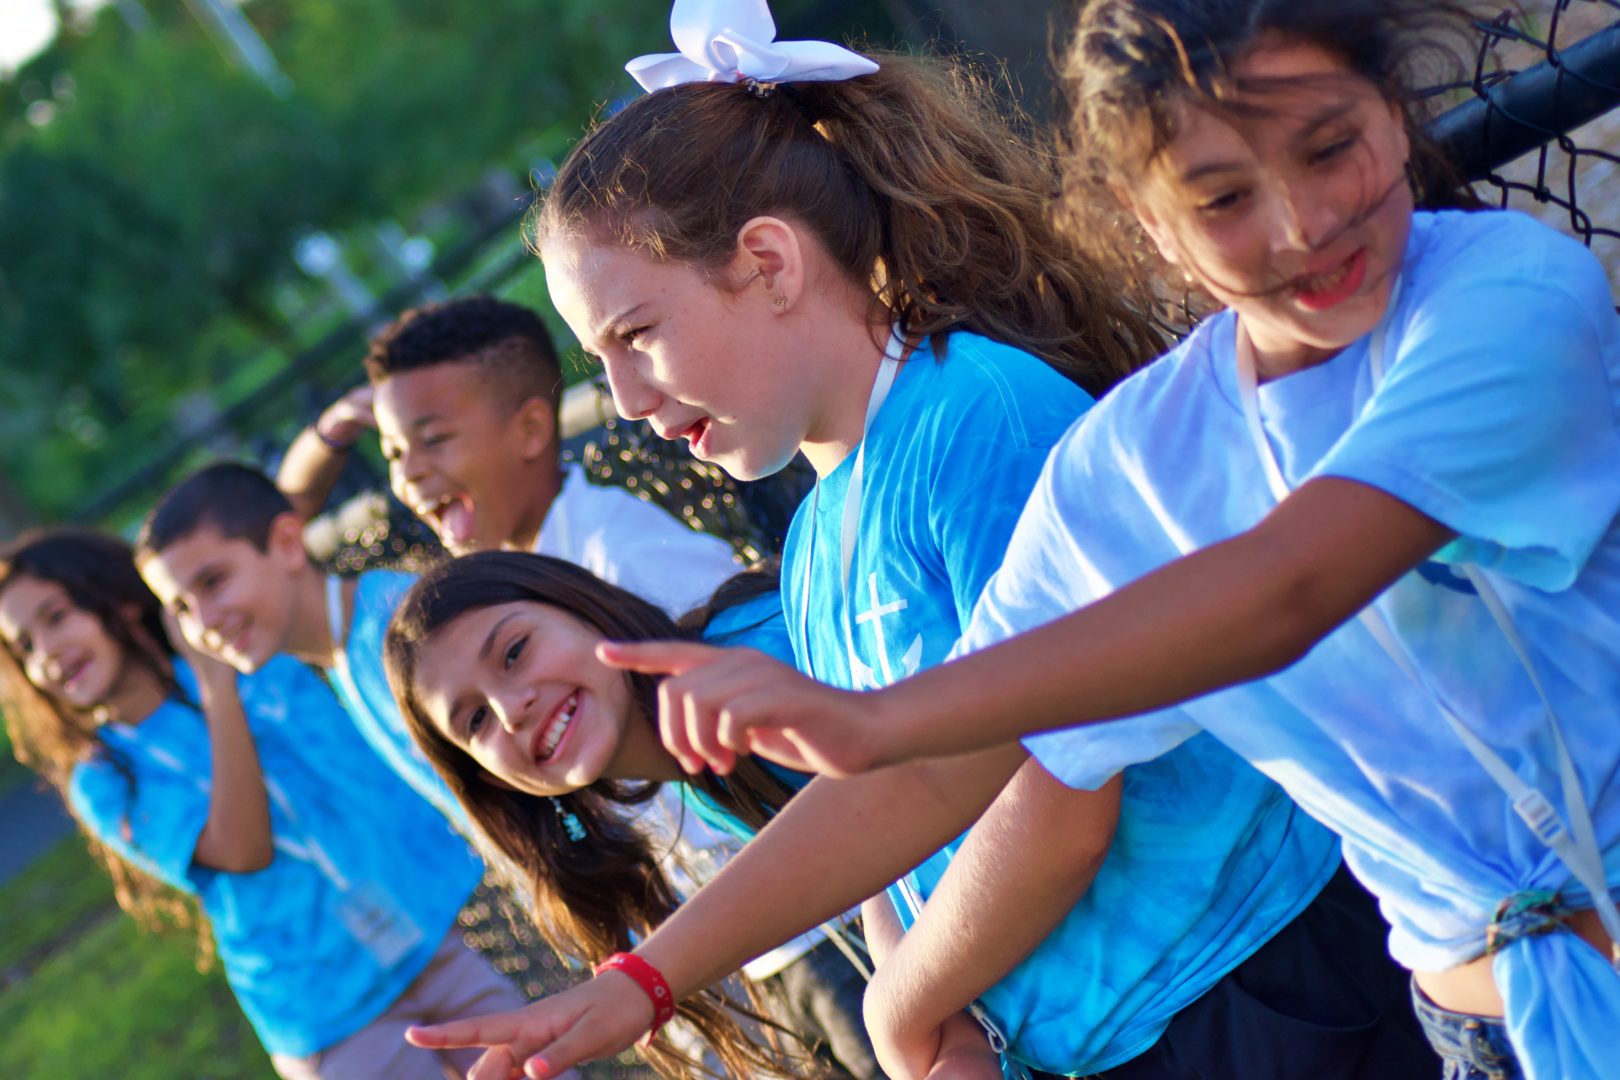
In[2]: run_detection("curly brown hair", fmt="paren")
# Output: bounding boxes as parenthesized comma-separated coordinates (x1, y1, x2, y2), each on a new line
(1053, 0, 1486, 311)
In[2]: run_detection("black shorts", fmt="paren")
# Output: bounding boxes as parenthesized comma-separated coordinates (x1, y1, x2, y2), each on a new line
(1031, 865, 1442, 1080)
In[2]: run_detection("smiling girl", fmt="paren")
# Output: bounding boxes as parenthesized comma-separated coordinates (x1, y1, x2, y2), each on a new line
(0, 530, 526, 1079)
(617, 2, 1620, 1077)
(383, 550, 875, 1080)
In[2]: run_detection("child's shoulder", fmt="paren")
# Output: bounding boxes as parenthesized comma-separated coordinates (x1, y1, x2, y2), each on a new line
(1411, 209, 1609, 302)
(913, 331, 1094, 448)
(930, 330, 1091, 398)
(355, 567, 417, 614)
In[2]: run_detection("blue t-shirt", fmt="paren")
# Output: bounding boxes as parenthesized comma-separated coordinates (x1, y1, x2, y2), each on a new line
(1017, 210, 1620, 1080)
(782, 333, 1335, 1072)
(332, 569, 468, 831)
(69, 656, 483, 1057)
(681, 593, 810, 843)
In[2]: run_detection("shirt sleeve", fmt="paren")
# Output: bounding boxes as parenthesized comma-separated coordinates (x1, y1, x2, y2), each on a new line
(1310, 221, 1620, 591)
(69, 756, 210, 893)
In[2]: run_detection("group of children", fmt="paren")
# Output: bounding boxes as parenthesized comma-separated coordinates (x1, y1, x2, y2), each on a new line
(4, 0, 1619, 1078)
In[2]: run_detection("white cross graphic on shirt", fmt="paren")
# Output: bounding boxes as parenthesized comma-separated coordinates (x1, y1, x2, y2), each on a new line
(853, 573, 924, 687)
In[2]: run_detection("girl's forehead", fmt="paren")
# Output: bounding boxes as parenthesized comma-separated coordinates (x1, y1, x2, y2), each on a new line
(0, 574, 63, 641)
(1151, 44, 1384, 170)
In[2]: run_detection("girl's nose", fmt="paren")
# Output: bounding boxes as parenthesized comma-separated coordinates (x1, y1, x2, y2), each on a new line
(494, 686, 538, 735)
(600, 355, 661, 422)
(1269, 178, 1342, 254)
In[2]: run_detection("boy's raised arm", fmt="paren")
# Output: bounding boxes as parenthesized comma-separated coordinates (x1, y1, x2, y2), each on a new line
(277, 384, 376, 521)
(179, 628, 275, 873)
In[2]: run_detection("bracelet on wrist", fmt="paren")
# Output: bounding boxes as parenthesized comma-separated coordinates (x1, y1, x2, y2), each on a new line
(593, 952, 676, 1044)
(313, 424, 354, 453)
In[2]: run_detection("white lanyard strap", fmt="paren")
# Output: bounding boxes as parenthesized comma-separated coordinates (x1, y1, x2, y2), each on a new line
(1234, 291, 1620, 957)
(799, 326, 907, 684)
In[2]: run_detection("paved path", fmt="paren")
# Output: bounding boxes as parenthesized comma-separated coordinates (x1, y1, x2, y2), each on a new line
(0, 779, 75, 884)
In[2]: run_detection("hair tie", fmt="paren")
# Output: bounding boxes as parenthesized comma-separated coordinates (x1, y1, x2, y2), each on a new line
(626, 0, 878, 93)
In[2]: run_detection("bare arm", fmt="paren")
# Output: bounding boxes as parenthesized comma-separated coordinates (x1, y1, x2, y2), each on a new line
(182, 642, 274, 873)
(607, 478, 1454, 778)
(276, 384, 375, 520)
(406, 741, 1028, 1077)
(866, 765, 1122, 1079)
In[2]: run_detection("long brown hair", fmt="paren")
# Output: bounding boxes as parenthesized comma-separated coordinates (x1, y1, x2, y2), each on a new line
(384, 552, 800, 1078)
(1054, 0, 1485, 308)
(536, 50, 1163, 397)
(0, 530, 213, 963)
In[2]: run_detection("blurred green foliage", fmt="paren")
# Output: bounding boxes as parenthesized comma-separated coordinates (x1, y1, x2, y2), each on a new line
(0, 0, 895, 527)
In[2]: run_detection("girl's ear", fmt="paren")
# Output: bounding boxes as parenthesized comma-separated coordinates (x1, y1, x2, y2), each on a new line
(730, 216, 806, 311)
(1119, 185, 1184, 269)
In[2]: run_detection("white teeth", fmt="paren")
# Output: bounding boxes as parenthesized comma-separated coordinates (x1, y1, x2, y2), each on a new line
(539, 693, 578, 759)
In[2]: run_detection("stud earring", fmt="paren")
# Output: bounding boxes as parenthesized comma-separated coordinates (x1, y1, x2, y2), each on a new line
(771, 294, 788, 309)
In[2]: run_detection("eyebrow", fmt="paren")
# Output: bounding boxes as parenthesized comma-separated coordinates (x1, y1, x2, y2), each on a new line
(1178, 101, 1362, 184)
(479, 612, 523, 664)
(590, 302, 648, 346)
(1291, 101, 1359, 145)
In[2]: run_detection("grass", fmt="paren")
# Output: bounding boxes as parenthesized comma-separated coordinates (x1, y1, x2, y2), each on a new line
(0, 724, 32, 800)
(0, 837, 114, 971)
(0, 913, 274, 1080)
(0, 836, 274, 1079)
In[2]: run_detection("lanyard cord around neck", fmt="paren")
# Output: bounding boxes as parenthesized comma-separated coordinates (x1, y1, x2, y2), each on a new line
(1234, 286, 1620, 960)
(799, 325, 908, 686)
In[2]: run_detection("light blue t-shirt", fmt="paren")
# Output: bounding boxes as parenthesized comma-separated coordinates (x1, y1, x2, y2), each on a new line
(69, 656, 483, 1057)
(782, 331, 1339, 1072)
(330, 569, 469, 831)
(1017, 210, 1620, 1080)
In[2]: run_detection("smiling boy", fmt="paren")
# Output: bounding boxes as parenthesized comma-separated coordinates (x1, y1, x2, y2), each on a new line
(276, 296, 740, 617)
(137, 463, 464, 824)
(132, 463, 550, 1080)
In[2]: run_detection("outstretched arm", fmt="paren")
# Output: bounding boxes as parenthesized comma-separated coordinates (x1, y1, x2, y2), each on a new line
(277, 384, 375, 521)
(608, 477, 1453, 777)
(406, 741, 1029, 1078)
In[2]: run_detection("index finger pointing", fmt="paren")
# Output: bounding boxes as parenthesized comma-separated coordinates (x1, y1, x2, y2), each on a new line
(596, 639, 726, 677)
(406, 1012, 523, 1050)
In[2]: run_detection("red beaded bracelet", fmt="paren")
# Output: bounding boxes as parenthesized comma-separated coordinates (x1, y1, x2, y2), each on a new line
(594, 952, 677, 1044)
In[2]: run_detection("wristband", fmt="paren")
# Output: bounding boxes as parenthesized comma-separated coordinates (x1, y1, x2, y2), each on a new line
(313, 423, 354, 453)
(593, 952, 676, 1043)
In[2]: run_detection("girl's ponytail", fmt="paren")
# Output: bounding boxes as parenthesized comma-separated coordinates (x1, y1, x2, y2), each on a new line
(539, 51, 1163, 396)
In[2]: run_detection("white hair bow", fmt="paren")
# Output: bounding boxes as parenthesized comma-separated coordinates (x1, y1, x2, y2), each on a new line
(626, 0, 878, 92)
